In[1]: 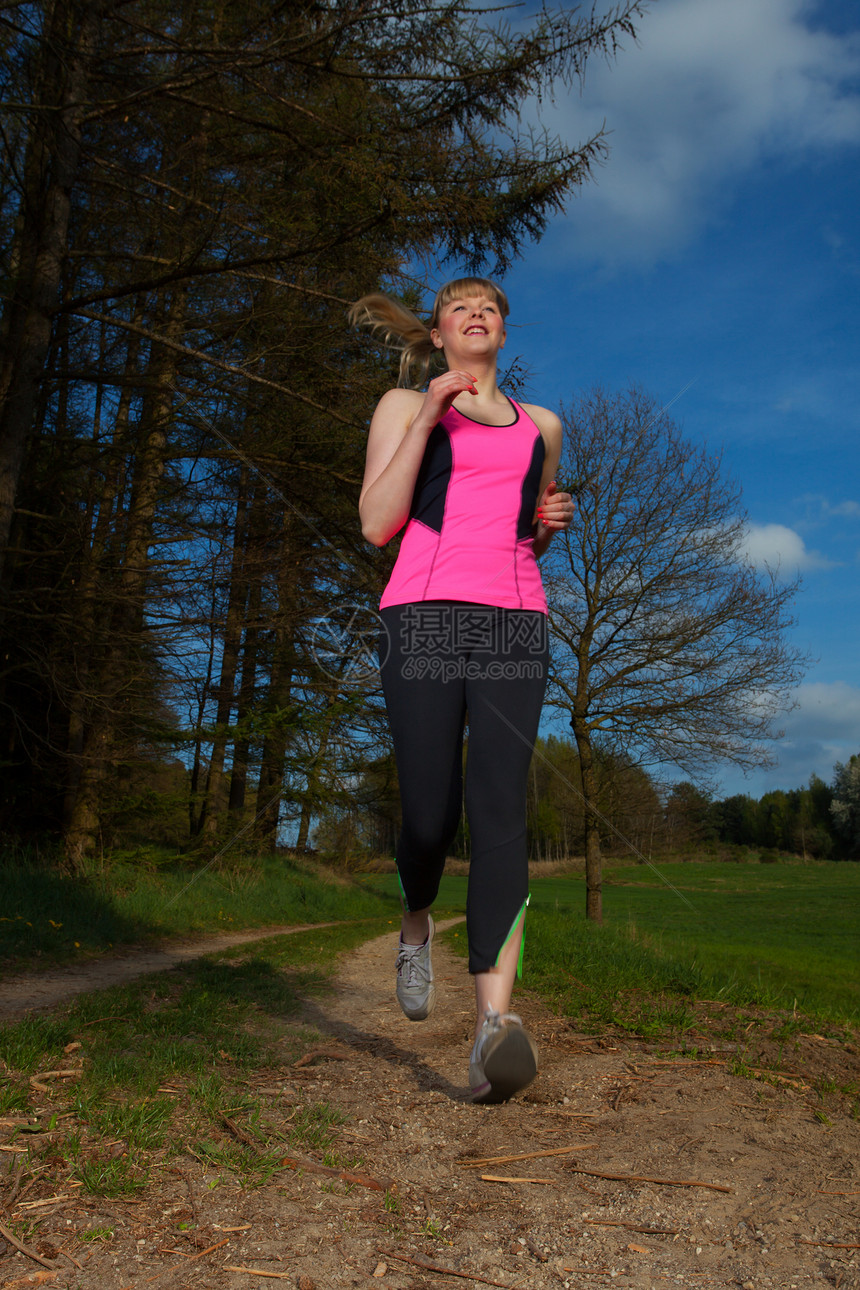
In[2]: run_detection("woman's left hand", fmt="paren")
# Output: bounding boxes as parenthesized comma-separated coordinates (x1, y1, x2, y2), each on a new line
(536, 480, 575, 531)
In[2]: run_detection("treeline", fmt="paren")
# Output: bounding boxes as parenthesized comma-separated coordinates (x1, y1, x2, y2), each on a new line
(314, 741, 860, 865)
(0, 0, 643, 867)
(634, 761, 858, 863)
(707, 762, 859, 861)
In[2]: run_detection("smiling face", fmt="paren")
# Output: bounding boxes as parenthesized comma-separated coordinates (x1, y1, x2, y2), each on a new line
(430, 295, 507, 361)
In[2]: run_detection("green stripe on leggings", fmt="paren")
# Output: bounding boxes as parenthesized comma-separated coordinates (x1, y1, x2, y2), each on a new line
(495, 894, 530, 979)
(396, 866, 409, 912)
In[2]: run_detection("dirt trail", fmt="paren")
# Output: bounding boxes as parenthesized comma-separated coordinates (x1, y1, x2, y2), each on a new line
(1, 923, 858, 1289)
(0, 924, 335, 1017)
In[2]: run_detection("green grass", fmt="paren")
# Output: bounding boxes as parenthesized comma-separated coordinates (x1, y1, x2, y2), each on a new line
(365, 861, 860, 1030)
(363, 872, 467, 916)
(590, 861, 860, 1025)
(0, 852, 399, 968)
(0, 920, 386, 1202)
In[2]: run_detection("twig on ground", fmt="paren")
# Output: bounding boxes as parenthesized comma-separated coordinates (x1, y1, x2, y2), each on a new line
(566, 1166, 732, 1193)
(9, 1168, 44, 1207)
(0, 1220, 57, 1269)
(293, 1046, 351, 1068)
(57, 1248, 84, 1270)
(746, 1067, 809, 1089)
(279, 1155, 388, 1191)
(223, 1268, 292, 1279)
(222, 1116, 258, 1146)
(798, 1239, 860, 1249)
(646, 1059, 726, 1067)
(543, 1109, 597, 1118)
(14, 1194, 71, 1211)
(377, 1248, 519, 1287)
(459, 1145, 596, 1168)
(1, 1271, 57, 1288)
(480, 1175, 555, 1185)
(584, 1219, 680, 1235)
(525, 1236, 547, 1262)
(79, 1016, 134, 1027)
(118, 1236, 230, 1288)
(176, 1166, 200, 1226)
(7, 1161, 25, 1206)
(28, 1069, 83, 1093)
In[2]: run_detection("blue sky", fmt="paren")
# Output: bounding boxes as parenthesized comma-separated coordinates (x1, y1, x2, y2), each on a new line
(449, 0, 860, 799)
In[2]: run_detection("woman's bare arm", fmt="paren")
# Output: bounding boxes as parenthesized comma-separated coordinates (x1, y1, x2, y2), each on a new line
(359, 370, 478, 546)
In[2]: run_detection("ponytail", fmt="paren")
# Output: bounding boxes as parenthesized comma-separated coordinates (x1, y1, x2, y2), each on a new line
(349, 277, 509, 389)
(348, 293, 437, 388)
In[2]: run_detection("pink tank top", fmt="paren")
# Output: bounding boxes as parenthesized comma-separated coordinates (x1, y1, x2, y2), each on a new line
(379, 398, 547, 613)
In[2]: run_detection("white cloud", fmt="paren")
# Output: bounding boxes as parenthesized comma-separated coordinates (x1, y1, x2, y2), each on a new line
(537, 0, 860, 263)
(717, 679, 860, 794)
(800, 493, 860, 521)
(741, 521, 834, 573)
(789, 681, 860, 742)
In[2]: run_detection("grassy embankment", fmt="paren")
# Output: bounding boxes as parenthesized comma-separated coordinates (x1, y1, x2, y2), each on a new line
(0, 922, 392, 1204)
(0, 852, 402, 968)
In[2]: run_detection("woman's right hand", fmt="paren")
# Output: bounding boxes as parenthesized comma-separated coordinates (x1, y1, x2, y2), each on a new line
(416, 368, 478, 429)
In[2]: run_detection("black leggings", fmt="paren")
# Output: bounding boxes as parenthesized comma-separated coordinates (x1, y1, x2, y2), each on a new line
(379, 602, 548, 974)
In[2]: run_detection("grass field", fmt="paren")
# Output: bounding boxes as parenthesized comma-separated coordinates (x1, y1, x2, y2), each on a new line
(365, 861, 860, 1030)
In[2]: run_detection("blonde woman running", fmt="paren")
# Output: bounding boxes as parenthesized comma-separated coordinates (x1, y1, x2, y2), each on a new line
(353, 279, 573, 1102)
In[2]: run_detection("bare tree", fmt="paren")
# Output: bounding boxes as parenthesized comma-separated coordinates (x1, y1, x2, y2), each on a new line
(544, 386, 807, 922)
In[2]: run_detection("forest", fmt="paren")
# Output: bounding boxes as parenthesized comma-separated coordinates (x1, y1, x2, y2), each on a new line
(315, 737, 859, 866)
(0, 0, 646, 864)
(4, 0, 850, 883)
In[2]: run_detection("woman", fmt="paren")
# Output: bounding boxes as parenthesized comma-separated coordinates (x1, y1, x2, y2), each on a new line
(352, 278, 573, 1103)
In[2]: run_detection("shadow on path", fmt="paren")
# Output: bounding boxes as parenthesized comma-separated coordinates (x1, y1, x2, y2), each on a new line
(298, 916, 472, 1104)
(299, 995, 473, 1104)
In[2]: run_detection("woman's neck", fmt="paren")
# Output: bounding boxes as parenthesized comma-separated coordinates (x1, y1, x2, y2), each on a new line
(451, 376, 513, 423)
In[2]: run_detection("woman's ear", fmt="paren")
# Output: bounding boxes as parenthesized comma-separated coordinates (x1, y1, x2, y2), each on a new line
(430, 328, 444, 350)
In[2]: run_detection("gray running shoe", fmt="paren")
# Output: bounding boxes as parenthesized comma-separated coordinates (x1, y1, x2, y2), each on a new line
(395, 917, 436, 1021)
(469, 1008, 538, 1104)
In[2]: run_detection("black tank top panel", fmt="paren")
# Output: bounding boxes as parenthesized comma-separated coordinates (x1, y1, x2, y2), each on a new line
(408, 422, 452, 534)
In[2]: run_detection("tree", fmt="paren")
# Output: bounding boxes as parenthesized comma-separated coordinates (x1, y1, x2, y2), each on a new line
(664, 781, 717, 851)
(544, 386, 807, 921)
(713, 793, 755, 846)
(831, 755, 860, 859)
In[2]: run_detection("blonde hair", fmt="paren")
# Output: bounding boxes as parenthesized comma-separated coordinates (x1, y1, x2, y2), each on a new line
(349, 277, 509, 388)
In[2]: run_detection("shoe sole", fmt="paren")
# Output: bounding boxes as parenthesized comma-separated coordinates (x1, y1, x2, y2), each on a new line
(399, 981, 436, 1021)
(472, 1027, 538, 1104)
